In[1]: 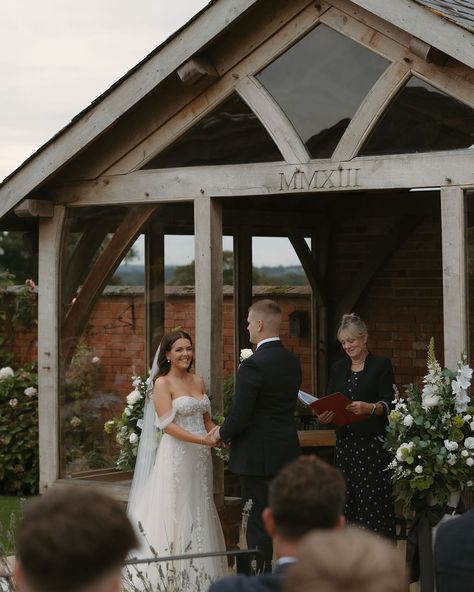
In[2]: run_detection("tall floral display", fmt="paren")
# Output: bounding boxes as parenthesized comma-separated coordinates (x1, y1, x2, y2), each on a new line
(386, 339, 474, 515)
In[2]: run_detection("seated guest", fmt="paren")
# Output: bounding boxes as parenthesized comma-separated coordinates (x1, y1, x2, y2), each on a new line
(14, 486, 138, 592)
(434, 509, 474, 592)
(209, 456, 346, 592)
(284, 527, 407, 592)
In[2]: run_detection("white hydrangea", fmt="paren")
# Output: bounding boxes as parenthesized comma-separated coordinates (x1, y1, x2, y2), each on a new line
(129, 432, 139, 444)
(444, 440, 459, 452)
(24, 386, 37, 397)
(402, 414, 414, 427)
(464, 437, 474, 449)
(126, 389, 142, 406)
(0, 367, 14, 380)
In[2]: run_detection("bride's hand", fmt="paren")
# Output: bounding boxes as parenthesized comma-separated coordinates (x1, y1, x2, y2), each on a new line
(203, 425, 220, 447)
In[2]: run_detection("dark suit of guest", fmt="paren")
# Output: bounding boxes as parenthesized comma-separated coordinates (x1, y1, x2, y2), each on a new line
(209, 560, 292, 592)
(434, 510, 474, 592)
(220, 340, 301, 571)
(327, 353, 395, 538)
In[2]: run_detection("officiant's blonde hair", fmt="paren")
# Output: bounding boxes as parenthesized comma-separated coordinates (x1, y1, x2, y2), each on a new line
(337, 313, 367, 340)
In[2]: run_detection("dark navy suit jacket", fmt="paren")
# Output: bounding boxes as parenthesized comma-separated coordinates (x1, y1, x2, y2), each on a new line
(208, 561, 290, 592)
(219, 340, 301, 476)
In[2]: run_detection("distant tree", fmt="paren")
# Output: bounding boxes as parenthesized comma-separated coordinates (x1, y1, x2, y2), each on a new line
(0, 231, 38, 283)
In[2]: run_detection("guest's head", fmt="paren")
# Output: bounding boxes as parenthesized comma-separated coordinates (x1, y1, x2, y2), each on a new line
(247, 299, 282, 344)
(14, 486, 138, 592)
(157, 329, 193, 376)
(337, 313, 368, 361)
(263, 456, 346, 556)
(284, 527, 407, 592)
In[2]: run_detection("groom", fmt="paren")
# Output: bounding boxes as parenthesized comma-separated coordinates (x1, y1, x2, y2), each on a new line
(213, 299, 302, 572)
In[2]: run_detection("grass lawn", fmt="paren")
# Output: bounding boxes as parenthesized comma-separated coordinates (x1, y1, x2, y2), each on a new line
(0, 496, 25, 553)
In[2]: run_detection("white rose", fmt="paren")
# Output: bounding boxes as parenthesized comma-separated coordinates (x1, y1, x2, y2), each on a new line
(464, 415, 472, 421)
(470, 422, 474, 431)
(0, 367, 14, 380)
(136, 419, 144, 430)
(240, 348, 253, 362)
(126, 389, 142, 405)
(396, 442, 414, 462)
(8, 398, 18, 407)
(444, 440, 459, 452)
(464, 437, 474, 449)
(422, 393, 440, 410)
(70, 416, 81, 427)
(124, 407, 132, 417)
(414, 465, 423, 474)
(461, 450, 469, 457)
(129, 432, 139, 444)
(24, 387, 37, 398)
(402, 415, 414, 427)
(466, 457, 474, 467)
(91, 356, 100, 364)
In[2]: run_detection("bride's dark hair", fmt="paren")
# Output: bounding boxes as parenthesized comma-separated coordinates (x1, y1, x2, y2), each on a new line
(156, 330, 193, 377)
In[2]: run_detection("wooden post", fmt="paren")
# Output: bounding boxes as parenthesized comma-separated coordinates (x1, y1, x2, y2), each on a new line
(194, 197, 224, 508)
(233, 227, 253, 371)
(441, 186, 468, 368)
(145, 223, 165, 369)
(38, 205, 65, 491)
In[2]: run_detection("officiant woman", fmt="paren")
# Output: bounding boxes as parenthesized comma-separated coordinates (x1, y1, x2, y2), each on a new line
(317, 313, 396, 539)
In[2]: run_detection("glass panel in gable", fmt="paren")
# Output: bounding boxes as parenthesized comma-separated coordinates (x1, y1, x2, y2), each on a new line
(142, 94, 283, 168)
(360, 77, 474, 156)
(256, 24, 389, 158)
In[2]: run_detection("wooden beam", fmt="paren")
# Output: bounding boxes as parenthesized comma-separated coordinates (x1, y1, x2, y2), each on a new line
(177, 57, 218, 85)
(333, 211, 425, 336)
(298, 429, 336, 447)
(145, 225, 165, 368)
(441, 186, 468, 368)
(52, 151, 474, 205)
(233, 227, 253, 371)
(347, 0, 474, 70)
(332, 60, 411, 161)
(62, 206, 158, 365)
(289, 234, 325, 307)
(38, 205, 65, 490)
(15, 199, 54, 218)
(0, 0, 262, 218)
(236, 76, 310, 164)
(194, 197, 224, 510)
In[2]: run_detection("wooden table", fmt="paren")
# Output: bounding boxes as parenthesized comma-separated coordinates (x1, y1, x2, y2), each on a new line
(298, 429, 336, 447)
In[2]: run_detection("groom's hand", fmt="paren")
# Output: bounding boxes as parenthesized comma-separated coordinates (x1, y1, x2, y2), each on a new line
(208, 425, 221, 446)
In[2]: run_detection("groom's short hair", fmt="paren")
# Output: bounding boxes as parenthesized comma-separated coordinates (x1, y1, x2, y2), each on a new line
(15, 486, 138, 592)
(269, 456, 346, 540)
(249, 299, 282, 326)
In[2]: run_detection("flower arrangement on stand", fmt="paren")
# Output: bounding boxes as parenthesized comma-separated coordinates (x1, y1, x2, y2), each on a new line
(104, 375, 147, 471)
(385, 339, 474, 516)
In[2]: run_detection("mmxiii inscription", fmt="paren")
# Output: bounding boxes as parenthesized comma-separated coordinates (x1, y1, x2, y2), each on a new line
(279, 168, 360, 191)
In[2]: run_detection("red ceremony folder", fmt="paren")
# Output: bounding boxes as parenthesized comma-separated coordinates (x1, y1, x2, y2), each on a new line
(309, 392, 369, 427)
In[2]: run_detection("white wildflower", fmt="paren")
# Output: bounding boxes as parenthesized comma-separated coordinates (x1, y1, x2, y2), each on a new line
(8, 398, 18, 407)
(132, 375, 142, 388)
(444, 440, 459, 452)
(91, 356, 100, 364)
(414, 465, 423, 474)
(126, 389, 142, 405)
(402, 415, 414, 427)
(240, 348, 253, 362)
(24, 386, 37, 397)
(129, 432, 139, 444)
(0, 367, 14, 380)
(70, 416, 81, 427)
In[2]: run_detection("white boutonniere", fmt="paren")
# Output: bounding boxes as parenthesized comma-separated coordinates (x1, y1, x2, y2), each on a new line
(239, 348, 253, 362)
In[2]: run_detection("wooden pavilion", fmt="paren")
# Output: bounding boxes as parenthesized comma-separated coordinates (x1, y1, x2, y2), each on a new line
(0, 0, 473, 503)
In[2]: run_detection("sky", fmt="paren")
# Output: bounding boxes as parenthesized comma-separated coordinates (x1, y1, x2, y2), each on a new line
(1, 0, 303, 267)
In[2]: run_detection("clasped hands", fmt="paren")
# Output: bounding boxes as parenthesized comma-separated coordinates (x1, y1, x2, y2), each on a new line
(203, 425, 225, 448)
(317, 400, 373, 424)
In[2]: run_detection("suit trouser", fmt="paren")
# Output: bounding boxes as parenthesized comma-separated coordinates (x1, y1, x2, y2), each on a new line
(239, 474, 273, 574)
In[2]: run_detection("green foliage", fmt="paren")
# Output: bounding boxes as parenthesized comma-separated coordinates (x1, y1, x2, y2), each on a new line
(0, 231, 38, 284)
(385, 344, 474, 516)
(104, 375, 147, 471)
(0, 365, 39, 495)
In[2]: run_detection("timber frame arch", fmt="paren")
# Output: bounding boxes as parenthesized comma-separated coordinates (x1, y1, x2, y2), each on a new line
(0, 0, 473, 495)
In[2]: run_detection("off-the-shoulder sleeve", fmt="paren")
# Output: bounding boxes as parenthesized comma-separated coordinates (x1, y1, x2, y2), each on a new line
(154, 407, 176, 430)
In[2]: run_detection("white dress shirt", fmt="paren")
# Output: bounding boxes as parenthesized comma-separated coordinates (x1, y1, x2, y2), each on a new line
(256, 337, 281, 349)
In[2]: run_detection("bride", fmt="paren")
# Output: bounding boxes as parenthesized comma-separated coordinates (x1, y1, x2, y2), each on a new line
(126, 330, 227, 588)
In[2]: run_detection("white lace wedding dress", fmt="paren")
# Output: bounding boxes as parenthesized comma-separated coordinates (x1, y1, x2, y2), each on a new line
(127, 395, 227, 589)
